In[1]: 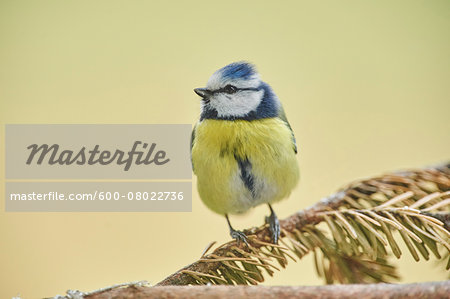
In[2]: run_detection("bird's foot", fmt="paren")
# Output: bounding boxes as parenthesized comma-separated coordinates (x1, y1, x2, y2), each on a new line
(265, 207, 280, 244)
(226, 214, 249, 246)
(230, 228, 249, 247)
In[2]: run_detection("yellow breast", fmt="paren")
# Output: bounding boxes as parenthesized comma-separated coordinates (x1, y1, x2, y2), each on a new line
(191, 118, 299, 215)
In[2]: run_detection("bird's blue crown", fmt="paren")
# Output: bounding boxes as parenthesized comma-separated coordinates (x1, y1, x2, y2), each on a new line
(219, 62, 257, 81)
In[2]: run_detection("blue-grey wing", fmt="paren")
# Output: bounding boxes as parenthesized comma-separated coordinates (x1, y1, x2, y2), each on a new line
(277, 105, 298, 154)
(190, 123, 197, 172)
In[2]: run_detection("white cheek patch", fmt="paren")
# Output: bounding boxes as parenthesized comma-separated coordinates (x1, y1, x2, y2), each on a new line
(209, 89, 264, 118)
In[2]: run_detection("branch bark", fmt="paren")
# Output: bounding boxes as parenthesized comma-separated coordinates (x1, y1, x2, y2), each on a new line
(85, 281, 450, 299)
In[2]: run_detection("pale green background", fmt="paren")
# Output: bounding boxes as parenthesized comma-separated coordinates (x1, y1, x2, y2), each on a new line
(1, 1, 449, 298)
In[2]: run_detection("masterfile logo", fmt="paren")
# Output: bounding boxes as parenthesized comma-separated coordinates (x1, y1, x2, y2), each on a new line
(6, 124, 191, 179)
(4, 124, 193, 212)
(26, 141, 170, 171)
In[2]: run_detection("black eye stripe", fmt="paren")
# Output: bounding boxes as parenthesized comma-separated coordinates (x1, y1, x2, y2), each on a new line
(211, 87, 260, 95)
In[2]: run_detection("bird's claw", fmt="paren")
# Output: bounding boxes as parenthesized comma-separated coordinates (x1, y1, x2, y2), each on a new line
(265, 213, 280, 244)
(230, 229, 249, 247)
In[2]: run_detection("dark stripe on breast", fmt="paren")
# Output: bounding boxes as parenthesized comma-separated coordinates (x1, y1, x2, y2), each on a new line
(234, 155, 256, 198)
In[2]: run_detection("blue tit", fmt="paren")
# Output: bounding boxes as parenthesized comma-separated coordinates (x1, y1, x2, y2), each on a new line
(191, 62, 299, 245)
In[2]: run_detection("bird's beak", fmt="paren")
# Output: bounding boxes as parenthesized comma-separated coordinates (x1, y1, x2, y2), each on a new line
(194, 88, 212, 99)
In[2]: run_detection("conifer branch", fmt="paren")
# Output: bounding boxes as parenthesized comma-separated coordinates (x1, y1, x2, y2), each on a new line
(157, 163, 450, 286)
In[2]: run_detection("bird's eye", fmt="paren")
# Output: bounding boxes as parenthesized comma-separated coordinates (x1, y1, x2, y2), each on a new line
(223, 85, 238, 94)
